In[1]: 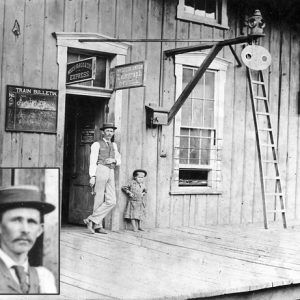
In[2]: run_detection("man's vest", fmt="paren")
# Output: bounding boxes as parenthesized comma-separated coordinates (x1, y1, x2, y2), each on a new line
(0, 258, 40, 294)
(97, 140, 116, 169)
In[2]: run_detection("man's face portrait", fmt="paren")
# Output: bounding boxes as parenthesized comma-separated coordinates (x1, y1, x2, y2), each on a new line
(103, 128, 114, 140)
(0, 208, 43, 257)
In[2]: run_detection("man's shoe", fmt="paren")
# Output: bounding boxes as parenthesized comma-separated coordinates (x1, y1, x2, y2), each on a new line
(83, 218, 95, 234)
(95, 228, 108, 234)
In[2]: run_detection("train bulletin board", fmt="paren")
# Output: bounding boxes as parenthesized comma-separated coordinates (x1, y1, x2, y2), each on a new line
(5, 85, 58, 133)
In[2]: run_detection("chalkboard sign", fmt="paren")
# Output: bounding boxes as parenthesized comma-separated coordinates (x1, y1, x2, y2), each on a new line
(5, 85, 58, 133)
(110, 61, 145, 90)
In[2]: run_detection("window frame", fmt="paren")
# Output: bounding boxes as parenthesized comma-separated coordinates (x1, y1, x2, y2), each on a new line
(171, 52, 229, 195)
(177, 0, 228, 29)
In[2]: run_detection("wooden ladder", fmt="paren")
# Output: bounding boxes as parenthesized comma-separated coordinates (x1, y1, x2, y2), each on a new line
(247, 68, 287, 229)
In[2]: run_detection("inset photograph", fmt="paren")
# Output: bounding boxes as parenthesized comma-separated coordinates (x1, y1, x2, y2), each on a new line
(0, 168, 59, 295)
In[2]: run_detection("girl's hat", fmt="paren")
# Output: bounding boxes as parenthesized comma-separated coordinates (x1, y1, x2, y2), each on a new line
(133, 169, 147, 177)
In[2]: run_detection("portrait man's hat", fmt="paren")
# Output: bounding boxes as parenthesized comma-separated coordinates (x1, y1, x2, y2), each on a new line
(100, 122, 117, 131)
(133, 169, 147, 177)
(0, 185, 55, 214)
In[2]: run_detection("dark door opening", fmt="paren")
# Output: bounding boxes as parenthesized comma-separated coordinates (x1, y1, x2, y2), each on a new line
(62, 94, 107, 225)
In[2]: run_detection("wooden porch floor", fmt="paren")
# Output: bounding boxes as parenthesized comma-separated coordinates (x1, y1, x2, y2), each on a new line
(54, 223, 300, 300)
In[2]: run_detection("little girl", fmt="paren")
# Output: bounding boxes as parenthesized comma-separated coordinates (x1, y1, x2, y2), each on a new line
(122, 169, 147, 231)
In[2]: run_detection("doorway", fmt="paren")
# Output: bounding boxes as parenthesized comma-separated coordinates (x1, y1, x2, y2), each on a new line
(62, 94, 108, 225)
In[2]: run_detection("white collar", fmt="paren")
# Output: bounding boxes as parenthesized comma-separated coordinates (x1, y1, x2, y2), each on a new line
(103, 138, 112, 143)
(0, 248, 29, 272)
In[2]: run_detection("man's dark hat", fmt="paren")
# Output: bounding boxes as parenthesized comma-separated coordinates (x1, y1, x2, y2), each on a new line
(100, 123, 117, 131)
(0, 186, 55, 215)
(133, 169, 147, 177)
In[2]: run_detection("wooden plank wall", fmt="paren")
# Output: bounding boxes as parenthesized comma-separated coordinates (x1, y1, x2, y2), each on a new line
(0, 0, 299, 229)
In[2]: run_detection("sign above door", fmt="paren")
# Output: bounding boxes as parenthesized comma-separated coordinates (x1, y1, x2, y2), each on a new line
(109, 61, 145, 90)
(66, 57, 96, 85)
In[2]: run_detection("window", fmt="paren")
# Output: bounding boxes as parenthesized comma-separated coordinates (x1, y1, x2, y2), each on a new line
(67, 52, 110, 89)
(177, 0, 228, 29)
(171, 52, 229, 194)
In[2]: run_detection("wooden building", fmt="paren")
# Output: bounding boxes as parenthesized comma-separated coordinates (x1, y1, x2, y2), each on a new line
(0, 0, 299, 232)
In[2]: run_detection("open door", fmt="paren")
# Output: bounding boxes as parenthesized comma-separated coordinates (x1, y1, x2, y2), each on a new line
(62, 95, 107, 224)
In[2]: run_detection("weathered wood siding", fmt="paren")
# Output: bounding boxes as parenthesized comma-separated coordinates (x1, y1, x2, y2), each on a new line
(0, 0, 299, 229)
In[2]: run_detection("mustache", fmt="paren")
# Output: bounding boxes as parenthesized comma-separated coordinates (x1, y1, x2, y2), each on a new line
(13, 236, 33, 244)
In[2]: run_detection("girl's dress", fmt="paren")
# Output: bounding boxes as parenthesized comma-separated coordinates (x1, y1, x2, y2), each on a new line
(122, 180, 147, 220)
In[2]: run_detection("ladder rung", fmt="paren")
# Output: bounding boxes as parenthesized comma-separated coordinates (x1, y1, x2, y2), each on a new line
(254, 96, 268, 100)
(252, 80, 264, 85)
(267, 209, 286, 213)
(265, 192, 283, 196)
(256, 112, 270, 116)
(259, 128, 272, 131)
(261, 143, 276, 147)
(264, 176, 281, 180)
(262, 160, 278, 163)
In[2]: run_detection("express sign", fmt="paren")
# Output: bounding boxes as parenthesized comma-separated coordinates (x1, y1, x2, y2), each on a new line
(66, 57, 96, 85)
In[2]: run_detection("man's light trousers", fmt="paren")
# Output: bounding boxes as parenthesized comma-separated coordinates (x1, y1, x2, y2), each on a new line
(88, 164, 116, 228)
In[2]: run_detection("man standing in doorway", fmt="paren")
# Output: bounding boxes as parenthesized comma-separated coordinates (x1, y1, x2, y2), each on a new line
(84, 123, 121, 234)
(0, 185, 57, 294)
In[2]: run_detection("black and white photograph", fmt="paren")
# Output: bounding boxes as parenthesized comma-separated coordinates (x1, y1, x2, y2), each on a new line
(0, 0, 300, 299)
(0, 168, 59, 295)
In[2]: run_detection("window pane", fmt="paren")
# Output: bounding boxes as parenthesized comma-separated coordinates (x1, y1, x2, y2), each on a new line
(179, 128, 189, 164)
(184, 0, 195, 13)
(179, 169, 208, 186)
(180, 0, 224, 26)
(193, 76, 204, 99)
(183, 68, 193, 89)
(192, 99, 203, 127)
(181, 98, 192, 126)
(217, 0, 222, 23)
(203, 100, 214, 127)
(206, 0, 216, 19)
(67, 53, 79, 63)
(200, 129, 211, 164)
(189, 129, 200, 164)
(94, 57, 106, 87)
(205, 71, 215, 99)
(195, 0, 205, 16)
(180, 128, 189, 136)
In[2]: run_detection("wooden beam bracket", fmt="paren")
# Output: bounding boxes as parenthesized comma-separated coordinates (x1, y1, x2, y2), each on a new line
(167, 44, 223, 124)
(163, 34, 264, 58)
(228, 44, 242, 67)
(164, 34, 264, 125)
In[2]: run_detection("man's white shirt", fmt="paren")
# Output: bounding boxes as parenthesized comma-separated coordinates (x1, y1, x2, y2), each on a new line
(89, 139, 121, 177)
(0, 248, 57, 293)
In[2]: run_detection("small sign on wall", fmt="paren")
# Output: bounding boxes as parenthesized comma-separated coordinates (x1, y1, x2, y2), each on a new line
(5, 85, 58, 133)
(80, 125, 95, 144)
(66, 57, 96, 85)
(109, 61, 145, 90)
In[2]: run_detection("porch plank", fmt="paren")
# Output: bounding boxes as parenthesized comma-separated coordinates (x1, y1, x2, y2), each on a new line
(2, 224, 299, 300)
(56, 224, 300, 299)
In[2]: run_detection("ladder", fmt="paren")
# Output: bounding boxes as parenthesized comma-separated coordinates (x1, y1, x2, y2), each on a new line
(247, 68, 287, 229)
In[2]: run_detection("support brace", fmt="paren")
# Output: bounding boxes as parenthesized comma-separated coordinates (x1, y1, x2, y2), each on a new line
(165, 34, 264, 124)
(167, 44, 223, 124)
